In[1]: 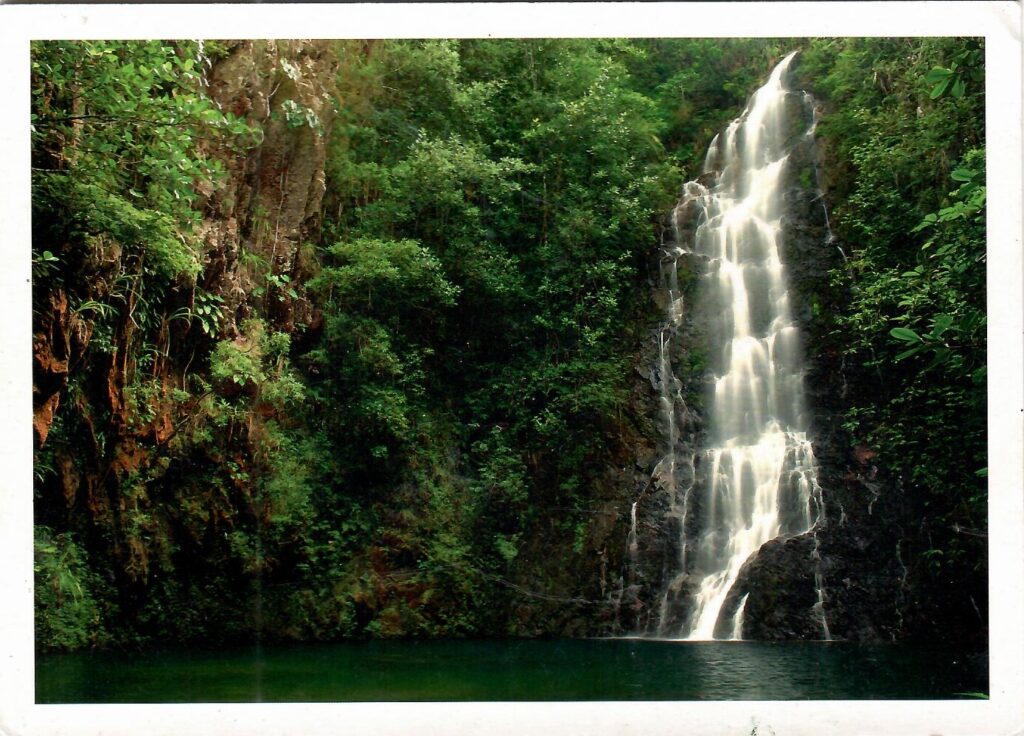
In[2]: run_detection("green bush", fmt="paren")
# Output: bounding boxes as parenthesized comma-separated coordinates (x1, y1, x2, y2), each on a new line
(34, 526, 108, 651)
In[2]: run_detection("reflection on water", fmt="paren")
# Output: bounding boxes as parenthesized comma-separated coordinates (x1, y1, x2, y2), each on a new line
(36, 639, 988, 703)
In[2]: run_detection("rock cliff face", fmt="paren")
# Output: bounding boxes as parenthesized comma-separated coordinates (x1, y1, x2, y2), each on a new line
(771, 73, 919, 643)
(33, 40, 337, 447)
(199, 40, 337, 335)
(32, 40, 339, 629)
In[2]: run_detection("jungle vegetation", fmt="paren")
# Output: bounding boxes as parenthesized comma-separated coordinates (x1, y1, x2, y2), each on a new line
(31, 38, 986, 650)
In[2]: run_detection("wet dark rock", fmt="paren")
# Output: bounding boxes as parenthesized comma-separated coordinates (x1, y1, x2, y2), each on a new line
(726, 534, 820, 639)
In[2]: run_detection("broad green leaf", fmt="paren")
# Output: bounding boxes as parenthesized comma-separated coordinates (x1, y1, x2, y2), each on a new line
(912, 212, 936, 233)
(930, 77, 951, 99)
(925, 67, 953, 83)
(890, 327, 923, 343)
(895, 346, 924, 360)
(931, 314, 954, 337)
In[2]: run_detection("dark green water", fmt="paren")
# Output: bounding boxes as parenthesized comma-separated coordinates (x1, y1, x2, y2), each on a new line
(36, 638, 987, 702)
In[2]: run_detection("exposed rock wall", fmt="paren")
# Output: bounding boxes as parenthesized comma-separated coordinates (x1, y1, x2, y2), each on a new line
(200, 39, 338, 334)
(33, 40, 338, 448)
(32, 40, 339, 627)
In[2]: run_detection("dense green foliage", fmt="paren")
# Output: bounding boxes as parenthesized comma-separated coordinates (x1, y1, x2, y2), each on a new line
(32, 41, 251, 286)
(34, 526, 109, 650)
(304, 39, 690, 635)
(800, 38, 987, 628)
(31, 40, 263, 649)
(33, 38, 987, 650)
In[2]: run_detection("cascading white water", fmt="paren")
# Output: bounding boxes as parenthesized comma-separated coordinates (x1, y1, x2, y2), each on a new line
(731, 593, 750, 640)
(627, 501, 639, 566)
(656, 52, 825, 641)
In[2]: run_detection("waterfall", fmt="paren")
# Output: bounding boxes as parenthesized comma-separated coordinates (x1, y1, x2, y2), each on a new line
(626, 501, 639, 566)
(731, 593, 750, 641)
(653, 52, 826, 640)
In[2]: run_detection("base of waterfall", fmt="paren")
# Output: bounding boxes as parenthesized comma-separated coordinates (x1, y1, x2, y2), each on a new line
(36, 638, 987, 702)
